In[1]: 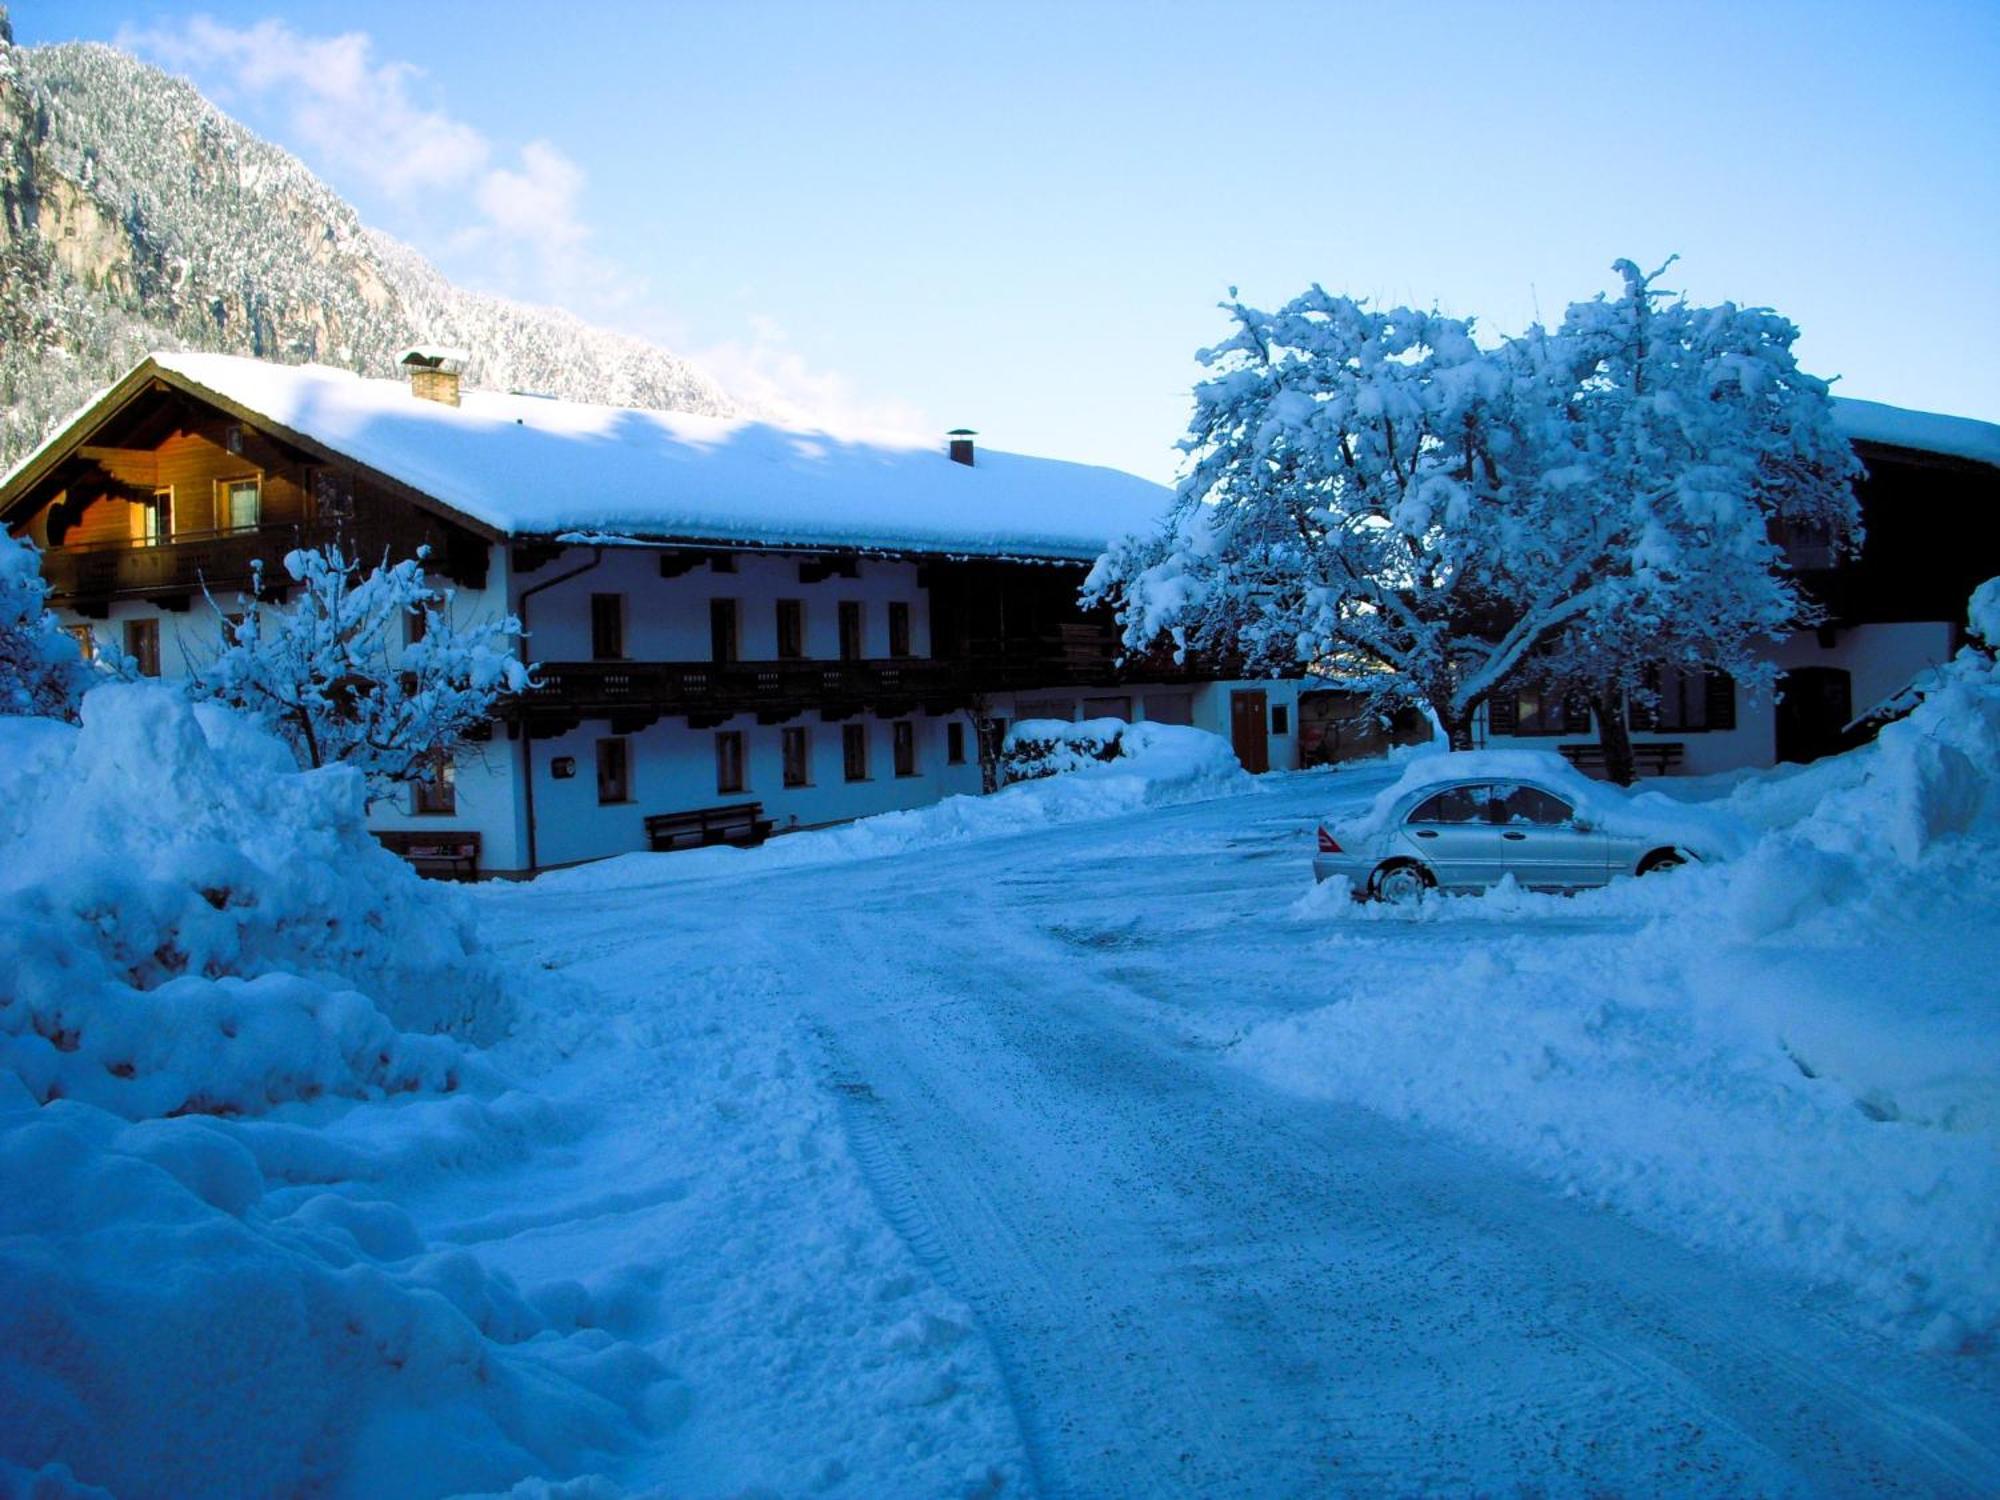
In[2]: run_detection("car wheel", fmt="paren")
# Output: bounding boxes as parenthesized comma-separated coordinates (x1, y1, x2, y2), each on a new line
(1637, 849, 1686, 876)
(1372, 861, 1434, 904)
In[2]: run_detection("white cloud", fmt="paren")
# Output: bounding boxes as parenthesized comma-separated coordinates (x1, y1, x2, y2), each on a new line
(114, 17, 927, 437)
(696, 316, 936, 441)
(119, 17, 591, 285)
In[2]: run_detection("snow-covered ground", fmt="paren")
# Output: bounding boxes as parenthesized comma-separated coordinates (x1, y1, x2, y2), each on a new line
(5, 659, 2000, 1494)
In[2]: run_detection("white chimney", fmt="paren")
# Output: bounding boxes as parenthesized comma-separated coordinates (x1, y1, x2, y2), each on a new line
(400, 346, 470, 407)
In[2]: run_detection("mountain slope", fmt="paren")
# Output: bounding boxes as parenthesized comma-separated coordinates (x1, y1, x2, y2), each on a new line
(0, 15, 735, 468)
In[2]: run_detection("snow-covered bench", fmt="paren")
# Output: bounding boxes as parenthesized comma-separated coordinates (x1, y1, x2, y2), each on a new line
(644, 801, 774, 853)
(376, 829, 482, 880)
(1558, 741, 1686, 777)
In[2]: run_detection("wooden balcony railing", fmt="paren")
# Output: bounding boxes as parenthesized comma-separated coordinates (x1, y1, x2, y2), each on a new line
(515, 642, 1201, 733)
(36, 525, 319, 608)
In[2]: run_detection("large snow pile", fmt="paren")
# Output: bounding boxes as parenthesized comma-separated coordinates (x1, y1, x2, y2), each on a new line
(0, 686, 673, 1497)
(1240, 605, 2000, 1351)
(539, 721, 1253, 897)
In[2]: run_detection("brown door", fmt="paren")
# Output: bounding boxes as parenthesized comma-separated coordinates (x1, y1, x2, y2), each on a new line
(1230, 690, 1270, 773)
(1775, 667, 1852, 764)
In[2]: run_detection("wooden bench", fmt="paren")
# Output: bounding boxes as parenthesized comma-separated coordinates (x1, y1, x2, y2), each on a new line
(1558, 741, 1686, 776)
(377, 829, 482, 880)
(644, 801, 774, 853)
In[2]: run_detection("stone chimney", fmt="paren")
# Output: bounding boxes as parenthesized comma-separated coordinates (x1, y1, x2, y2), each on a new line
(947, 428, 977, 467)
(400, 347, 469, 407)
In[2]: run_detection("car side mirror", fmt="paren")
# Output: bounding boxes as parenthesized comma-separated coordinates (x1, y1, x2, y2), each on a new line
(1572, 816, 1598, 833)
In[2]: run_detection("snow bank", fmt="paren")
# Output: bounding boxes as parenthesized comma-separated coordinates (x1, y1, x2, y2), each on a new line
(0, 686, 672, 1496)
(1001, 716, 1126, 780)
(1244, 606, 2000, 1349)
(538, 721, 1254, 896)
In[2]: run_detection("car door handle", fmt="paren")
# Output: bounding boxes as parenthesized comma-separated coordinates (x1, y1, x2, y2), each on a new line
(1414, 829, 1439, 839)
(1502, 831, 1527, 841)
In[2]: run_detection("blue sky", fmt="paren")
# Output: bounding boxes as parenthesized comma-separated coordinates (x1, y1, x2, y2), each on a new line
(16, 1, 2000, 482)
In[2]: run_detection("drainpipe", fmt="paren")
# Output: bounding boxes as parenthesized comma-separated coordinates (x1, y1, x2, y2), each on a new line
(512, 545, 603, 874)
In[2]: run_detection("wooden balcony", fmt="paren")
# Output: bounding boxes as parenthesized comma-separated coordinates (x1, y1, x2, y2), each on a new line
(516, 641, 1200, 736)
(36, 526, 303, 613)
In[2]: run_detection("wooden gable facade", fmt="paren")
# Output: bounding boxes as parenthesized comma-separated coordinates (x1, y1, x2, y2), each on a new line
(2, 363, 494, 619)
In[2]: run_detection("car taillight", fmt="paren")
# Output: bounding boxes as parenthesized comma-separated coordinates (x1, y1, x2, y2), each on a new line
(1317, 825, 1342, 854)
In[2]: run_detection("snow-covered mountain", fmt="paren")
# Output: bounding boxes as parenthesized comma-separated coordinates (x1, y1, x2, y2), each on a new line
(0, 7, 736, 468)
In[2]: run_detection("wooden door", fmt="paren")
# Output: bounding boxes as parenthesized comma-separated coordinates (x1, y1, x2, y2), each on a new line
(1230, 690, 1270, 773)
(1775, 667, 1851, 764)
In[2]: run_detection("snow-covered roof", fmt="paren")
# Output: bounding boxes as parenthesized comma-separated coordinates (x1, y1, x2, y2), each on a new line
(1832, 398, 2000, 470)
(141, 353, 1173, 561)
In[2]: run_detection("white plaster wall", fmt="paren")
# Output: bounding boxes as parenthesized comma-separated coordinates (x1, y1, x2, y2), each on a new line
(516, 548, 930, 663)
(524, 709, 982, 869)
(1475, 621, 1958, 775)
(991, 678, 1304, 771)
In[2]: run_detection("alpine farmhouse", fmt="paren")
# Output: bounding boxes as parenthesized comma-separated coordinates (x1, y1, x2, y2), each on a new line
(1472, 400, 2000, 775)
(0, 351, 1309, 875)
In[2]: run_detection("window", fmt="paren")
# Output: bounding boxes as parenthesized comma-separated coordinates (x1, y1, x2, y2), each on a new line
(776, 599, 805, 660)
(65, 624, 95, 662)
(715, 730, 746, 794)
(1777, 517, 1838, 573)
(711, 598, 739, 664)
(130, 490, 168, 546)
(838, 600, 863, 661)
(946, 721, 966, 765)
(782, 726, 811, 787)
(124, 618, 159, 677)
(1635, 666, 1736, 733)
(842, 722, 869, 781)
(590, 593, 624, 660)
(1408, 782, 1574, 827)
(893, 720, 917, 777)
(1271, 704, 1290, 735)
(220, 478, 261, 532)
(1407, 786, 1487, 824)
(1488, 687, 1591, 737)
(1490, 784, 1573, 826)
(709, 552, 737, 573)
(405, 598, 430, 647)
(888, 602, 911, 658)
(412, 755, 457, 815)
(596, 737, 631, 804)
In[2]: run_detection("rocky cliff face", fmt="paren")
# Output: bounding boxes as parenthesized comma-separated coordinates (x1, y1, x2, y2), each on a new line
(0, 12, 735, 468)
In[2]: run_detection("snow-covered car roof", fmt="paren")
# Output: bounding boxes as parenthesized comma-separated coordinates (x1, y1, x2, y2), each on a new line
(1337, 749, 1750, 856)
(132, 353, 1175, 561)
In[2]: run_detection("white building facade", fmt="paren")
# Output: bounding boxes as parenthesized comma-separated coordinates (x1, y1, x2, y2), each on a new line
(4, 352, 1306, 874)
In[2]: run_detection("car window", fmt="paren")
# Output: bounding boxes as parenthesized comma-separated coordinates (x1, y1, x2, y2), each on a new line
(1406, 785, 1493, 824)
(1487, 783, 1575, 827)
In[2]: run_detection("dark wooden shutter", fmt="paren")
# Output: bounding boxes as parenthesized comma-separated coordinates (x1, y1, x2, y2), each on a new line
(1488, 691, 1519, 735)
(1705, 671, 1737, 731)
(1562, 695, 1592, 734)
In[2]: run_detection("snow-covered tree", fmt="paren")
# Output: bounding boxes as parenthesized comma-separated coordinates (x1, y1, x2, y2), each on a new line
(189, 544, 530, 796)
(1089, 263, 1860, 752)
(1087, 289, 1561, 747)
(0, 527, 91, 719)
(1499, 260, 1861, 780)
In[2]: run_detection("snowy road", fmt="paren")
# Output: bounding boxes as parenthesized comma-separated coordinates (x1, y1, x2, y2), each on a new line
(482, 771, 2000, 1497)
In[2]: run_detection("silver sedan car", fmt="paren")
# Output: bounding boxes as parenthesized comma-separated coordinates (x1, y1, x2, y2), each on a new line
(1314, 774, 1695, 901)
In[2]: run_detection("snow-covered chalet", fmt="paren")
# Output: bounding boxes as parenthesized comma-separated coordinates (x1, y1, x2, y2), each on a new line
(1475, 398, 2000, 775)
(1, 351, 1307, 875)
